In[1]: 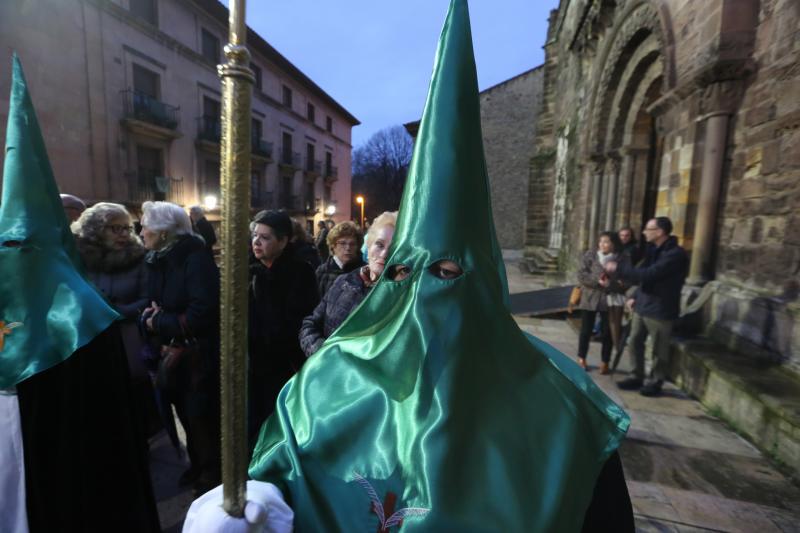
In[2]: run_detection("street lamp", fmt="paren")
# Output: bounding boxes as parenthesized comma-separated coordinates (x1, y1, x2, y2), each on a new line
(325, 204, 336, 216)
(355, 195, 365, 229)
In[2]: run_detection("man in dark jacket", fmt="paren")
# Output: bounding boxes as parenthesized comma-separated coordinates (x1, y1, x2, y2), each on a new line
(604, 217, 688, 396)
(190, 205, 217, 255)
(618, 226, 641, 266)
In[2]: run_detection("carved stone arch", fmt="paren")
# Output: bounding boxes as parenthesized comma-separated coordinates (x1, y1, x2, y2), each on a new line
(584, 1, 671, 155)
(606, 40, 663, 151)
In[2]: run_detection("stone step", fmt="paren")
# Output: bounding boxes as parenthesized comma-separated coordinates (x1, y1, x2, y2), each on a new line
(670, 337, 800, 476)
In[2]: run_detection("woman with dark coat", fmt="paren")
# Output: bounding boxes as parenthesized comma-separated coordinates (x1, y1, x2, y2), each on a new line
(300, 211, 397, 357)
(248, 210, 320, 448)
(139, 201, 221, 495)
(72, 202, 162, 437)
(575, 231, 627, 373)
(314, 221, 365, 297)
(72, 203, 149, 375)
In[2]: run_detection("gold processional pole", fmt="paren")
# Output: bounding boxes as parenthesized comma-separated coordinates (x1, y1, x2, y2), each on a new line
(218, 0, 252, 517)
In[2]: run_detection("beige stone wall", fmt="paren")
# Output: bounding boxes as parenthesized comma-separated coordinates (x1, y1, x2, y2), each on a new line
(480, 67, 543, 250)
(0, 0, 357, 224)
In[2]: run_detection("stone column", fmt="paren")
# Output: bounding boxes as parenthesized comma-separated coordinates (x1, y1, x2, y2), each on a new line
(588, 158, 605, 245)
(687, 80, 740, 285)
(603, 156, 621, 231)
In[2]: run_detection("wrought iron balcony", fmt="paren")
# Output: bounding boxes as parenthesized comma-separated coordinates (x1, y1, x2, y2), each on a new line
(252, 138, 273, 158)
(128, 172, 183, 204)
(279, 150, 301, 168)
(325, 165, 338, 180)
(305, 159, 322, 176)
(197, 115, 221, 142)
(122, 89, 179, 130)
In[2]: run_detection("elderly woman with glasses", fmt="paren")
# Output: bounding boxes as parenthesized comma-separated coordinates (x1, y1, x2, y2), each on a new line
(314, 221, 366, 298)
(299, 211, 398, 357)
(248, 210, 320, 449)
(72, 203, 150, 378)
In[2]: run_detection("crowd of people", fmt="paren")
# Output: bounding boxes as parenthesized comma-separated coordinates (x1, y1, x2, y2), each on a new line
(59, 193, 396, 495)
(574, 217, 688, 397)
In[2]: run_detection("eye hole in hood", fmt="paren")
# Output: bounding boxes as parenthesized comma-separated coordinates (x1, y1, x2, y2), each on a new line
(428, 260, 463, 280)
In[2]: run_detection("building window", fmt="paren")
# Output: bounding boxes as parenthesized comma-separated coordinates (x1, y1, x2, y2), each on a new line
(129, 0, 157, 25)
(306, 143, 315, 171)
(201, 28, 220, 64)
(132, 63, 159, 98)
(307, 103, 315, 123)
(305, 181, 315, 211)
(282, 85, 292, 108)
(251, 169, 262, 205)
(136, 145, 164, 199)
(200, 97, 221, 141)
(325, 151, 333, 175)
(326, 116, 333, 133)
(282, 132, 293, 165)
(204, 159, 221, 197)
(250, 63, 262, 91)
(252, 118, 262, 141)
(324, 184, 332, 203)
(281, 175, 293, 208)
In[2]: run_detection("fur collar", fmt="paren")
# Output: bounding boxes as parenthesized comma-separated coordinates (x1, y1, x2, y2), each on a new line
(77, 237, 145, 273)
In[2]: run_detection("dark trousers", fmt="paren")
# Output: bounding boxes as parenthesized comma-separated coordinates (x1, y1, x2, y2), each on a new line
(173, 387, 220, 487)
(578, 310, 612, 363)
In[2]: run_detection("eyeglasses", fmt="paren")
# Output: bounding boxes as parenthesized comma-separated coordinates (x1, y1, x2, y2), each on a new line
(335, 240, 358, 249)
(105, 224, 133, 235)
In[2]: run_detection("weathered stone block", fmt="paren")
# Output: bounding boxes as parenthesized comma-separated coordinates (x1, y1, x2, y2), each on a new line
(738, 179, 766, 198)
(745, 105, 776, 127)
(761, 139, 780, 174)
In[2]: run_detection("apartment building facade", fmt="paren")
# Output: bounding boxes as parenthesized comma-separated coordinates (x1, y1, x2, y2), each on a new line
(0, 0, 359, 227)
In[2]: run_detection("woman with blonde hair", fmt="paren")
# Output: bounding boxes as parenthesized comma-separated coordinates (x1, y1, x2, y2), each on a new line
(300, 211, 398, 357)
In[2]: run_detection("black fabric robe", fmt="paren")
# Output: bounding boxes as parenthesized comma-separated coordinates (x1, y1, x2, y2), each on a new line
(16, 323, 160, 533)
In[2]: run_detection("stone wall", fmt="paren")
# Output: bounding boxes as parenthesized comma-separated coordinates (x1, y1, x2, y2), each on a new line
(527, 0, 799, 369)
(479, 67, 543, 250)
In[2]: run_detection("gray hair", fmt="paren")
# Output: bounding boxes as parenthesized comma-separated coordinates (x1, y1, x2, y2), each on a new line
(141, 201, 194, 238)
(366, 211, 398, 247)
(71, 202, 134, 243)
(189, 205, 204, 217)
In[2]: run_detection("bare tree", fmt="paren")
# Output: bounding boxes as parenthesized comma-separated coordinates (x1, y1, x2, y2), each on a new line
(352, 125, 413, 220)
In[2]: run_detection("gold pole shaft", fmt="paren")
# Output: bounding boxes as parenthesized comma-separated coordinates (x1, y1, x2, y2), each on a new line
(218, 0, 253, 517)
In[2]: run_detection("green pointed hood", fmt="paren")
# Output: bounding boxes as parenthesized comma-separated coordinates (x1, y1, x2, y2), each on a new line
(250, 2, 629, 531)
(0, 55, 119, 389)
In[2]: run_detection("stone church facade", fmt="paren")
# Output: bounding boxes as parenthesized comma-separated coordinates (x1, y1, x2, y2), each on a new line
(526, 0, 800, 372)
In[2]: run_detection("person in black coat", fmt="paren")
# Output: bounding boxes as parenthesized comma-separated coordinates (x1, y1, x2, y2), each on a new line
(315, 221, 365, 297)
(291, 219, 321, 270)
(190, 205, 217, 255)
(605, 217, 689, 397)
(314, 220, 330, 261)
(248, 211, 320, 449)
(300, 211, 397, 357)
(140, 201, 221, 495)
(618, 226, 642, 266)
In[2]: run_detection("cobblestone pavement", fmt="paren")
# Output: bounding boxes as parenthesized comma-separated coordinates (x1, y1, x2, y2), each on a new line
(506, 260, 800, 532)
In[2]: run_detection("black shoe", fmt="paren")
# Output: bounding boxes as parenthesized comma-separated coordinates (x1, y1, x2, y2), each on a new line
(616, 377, 643, 390)
(178, 467, 201, 487)
(639, 382, 663, 397)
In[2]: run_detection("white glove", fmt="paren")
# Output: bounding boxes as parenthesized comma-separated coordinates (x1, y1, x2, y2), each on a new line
(182, 480, 293, 533)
